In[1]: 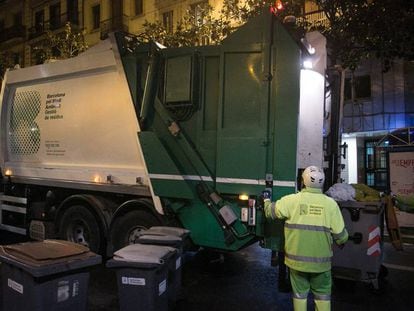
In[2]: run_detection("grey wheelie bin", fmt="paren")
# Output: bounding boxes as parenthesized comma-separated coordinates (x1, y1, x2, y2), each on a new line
(137, 227, 189, 307)
(332, 200, 385, 290)
(140, 227, 190, 304)
(106, 243, 177, 311)
(144, 226, 190, 256)
(147, 226, 190, 244)
(0, 239, 101, 311)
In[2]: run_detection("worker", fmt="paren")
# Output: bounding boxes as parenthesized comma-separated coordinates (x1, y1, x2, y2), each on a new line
(263, 166, 348, 311)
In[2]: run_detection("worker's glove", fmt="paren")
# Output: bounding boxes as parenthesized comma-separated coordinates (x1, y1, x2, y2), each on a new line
(262, 190, 271, 201)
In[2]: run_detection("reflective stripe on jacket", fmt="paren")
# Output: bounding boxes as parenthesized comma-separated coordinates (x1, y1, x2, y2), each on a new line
(264, 188, 348, 273)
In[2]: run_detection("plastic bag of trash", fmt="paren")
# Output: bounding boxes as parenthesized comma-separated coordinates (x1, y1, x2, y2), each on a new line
(325, 183, 356, 201)
(351, 183, 380, 202)
(394, 194, 414, 213)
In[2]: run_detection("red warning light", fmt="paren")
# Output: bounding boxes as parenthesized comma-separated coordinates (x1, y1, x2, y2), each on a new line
(270, 1, 284, 15)
(276, 0, 284, 10)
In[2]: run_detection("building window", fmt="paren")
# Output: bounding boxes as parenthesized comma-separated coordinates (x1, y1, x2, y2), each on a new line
(50, 3, 61, 29)
(92, 4, 100, 30)
(190, 1, 208, 26)
(163, 10, 173, 33)
(13, 52, 21, 65)
(34, 10, 44, 33)
(51, 46, 60, 58)
(364, 140, 388, 190)
(67, 0, 79, 25)
(345, 75, 371, 100)
(33, 50, 44, 65)
(135, 0, 143, 15)
(13, 12, 22, 26)
(190, 1, 209, 45)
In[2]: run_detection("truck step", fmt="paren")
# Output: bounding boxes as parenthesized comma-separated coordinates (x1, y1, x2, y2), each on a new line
(0, 193, 28, 235)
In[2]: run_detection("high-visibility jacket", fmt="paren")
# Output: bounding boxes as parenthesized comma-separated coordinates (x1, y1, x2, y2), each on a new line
(264, 188, 348, 273)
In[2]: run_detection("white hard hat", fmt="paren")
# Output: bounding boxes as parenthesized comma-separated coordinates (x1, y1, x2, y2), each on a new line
(302, 166, 325, 189)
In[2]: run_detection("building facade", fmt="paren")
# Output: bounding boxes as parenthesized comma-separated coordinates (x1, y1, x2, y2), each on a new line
(0, 0, 221, 68)
(0, 0, 27, 67)
(305, 4, 413, 190)
(341, 59, 414, 189)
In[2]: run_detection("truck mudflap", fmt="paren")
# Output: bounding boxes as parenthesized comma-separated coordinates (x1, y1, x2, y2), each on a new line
(0, 194, 27, 235)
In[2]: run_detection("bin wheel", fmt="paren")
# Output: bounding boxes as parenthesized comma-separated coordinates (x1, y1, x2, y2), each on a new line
(369, 277, 387, 295)
(59, 205, 103, 253)
(379, 264, 389, 279)
(368, 265, 389, 294)
(111, 210, 160, 252)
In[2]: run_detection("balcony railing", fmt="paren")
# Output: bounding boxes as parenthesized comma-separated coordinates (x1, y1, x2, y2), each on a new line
(304, 10, 329, 28)
(28, 13, 80, 40)
(0, 24, 26, 43)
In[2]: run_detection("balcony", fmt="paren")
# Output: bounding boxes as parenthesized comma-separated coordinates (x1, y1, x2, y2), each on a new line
(28, 13, 80, 40)
(0, 25, 26, 43)
(304, 10, 329, 28)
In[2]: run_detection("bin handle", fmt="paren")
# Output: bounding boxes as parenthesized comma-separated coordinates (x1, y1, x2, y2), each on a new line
(362, 203, 384, 214)
(348, 232, 363, 244)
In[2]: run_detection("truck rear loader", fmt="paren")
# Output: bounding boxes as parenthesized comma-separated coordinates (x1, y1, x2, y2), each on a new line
(0, 12, 326, 256)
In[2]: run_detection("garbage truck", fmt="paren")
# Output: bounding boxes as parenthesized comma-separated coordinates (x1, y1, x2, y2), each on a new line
(0, 12, 326, 255)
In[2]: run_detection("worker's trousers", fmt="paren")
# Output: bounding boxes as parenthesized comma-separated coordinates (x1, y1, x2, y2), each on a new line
(290, 269, 331, 311)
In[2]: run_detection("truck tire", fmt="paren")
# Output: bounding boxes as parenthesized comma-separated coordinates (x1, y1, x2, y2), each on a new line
(59, 205, 103, 254)
(111, 210, 160, 252)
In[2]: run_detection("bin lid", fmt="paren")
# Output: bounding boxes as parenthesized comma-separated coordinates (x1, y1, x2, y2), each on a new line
(148, 226, 190, 238)
(3, 239, 88, 260)
(0, 240, 101, 277)
(113, 244, 175, 265)
(138, 234, 182, 246)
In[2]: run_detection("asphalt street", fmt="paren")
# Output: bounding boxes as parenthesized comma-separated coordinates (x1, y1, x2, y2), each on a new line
(0, 231, 413, 310)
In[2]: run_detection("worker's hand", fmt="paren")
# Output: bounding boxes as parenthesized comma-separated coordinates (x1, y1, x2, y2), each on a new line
(262, 190, 271, 201)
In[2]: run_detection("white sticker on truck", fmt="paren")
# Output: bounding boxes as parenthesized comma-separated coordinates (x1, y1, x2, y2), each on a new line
(8, 278, 23, 294)
(158, 279, 167, 296)
(121, 277, 146, 286)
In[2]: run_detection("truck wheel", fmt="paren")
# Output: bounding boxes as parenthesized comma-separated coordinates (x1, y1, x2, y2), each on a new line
(59, 205, 103, 254)
(111, 210, 160, 252)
